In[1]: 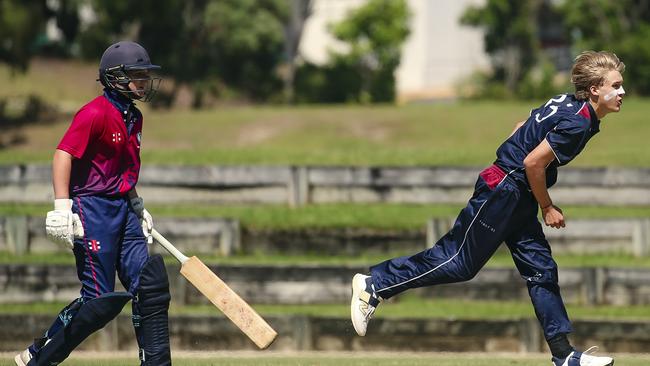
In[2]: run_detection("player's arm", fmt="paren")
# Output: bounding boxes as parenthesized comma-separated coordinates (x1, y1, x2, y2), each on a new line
(47, 149, 83, 249)
(52, 149, 74, 199)
(523, 139, 565, 229)
(128, 188, 154, 244)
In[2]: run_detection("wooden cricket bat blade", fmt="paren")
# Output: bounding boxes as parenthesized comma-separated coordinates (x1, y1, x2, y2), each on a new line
(180, 256, 278, 349)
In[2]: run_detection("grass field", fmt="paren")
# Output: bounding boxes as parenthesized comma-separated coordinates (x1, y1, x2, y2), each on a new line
(5, 249, 650, 268)
(6, 249, 650, 268)
(3, 203, 650, 231)
(3, 60, 650, 366)
(3, 60, 650, 167)
(4, 296, 650, 321)
(1, 351, 649, 366)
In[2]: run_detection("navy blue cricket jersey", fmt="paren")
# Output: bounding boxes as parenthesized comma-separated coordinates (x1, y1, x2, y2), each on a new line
(494, 94, 600, 188)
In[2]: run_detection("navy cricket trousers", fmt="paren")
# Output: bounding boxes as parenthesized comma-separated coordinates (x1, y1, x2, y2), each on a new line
(370, 165, 572, 340)
(29, 195, 149, 355)
(71, 195, 150, 299)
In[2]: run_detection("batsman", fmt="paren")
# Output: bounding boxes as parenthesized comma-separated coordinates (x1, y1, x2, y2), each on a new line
(15, 41, 171, 366)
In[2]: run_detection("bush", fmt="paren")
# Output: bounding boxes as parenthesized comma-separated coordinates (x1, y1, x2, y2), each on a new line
(517, 60, 564, 100)
(456, 71, 511, 100)
(457, 60, 570, 100)
(615, 24, 650, 96)
(294, 60, 363, 104)
(0, 95, 58, 127)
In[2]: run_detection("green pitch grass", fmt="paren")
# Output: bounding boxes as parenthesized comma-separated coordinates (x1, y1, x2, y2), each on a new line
(3, 203, 650, 231)
(3, 98, 648, 167)
(2, 60, 650, 167)
(5, 250, 650, 269)
(1, 352, 649, 366)
(4, 297, 650, 320)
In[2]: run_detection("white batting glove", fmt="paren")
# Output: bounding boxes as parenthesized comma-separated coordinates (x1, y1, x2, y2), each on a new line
(130, 197, 153, 244)
(46, 199, 84, 250)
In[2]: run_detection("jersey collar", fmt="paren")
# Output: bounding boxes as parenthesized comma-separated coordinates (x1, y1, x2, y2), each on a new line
(103, 88, 135, 116)
(586, 102, 601, 134)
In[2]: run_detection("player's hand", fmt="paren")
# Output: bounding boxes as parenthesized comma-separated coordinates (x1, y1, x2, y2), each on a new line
(542, 204, 565, 229)
(46, 199, 84, 249)
(130, 197, 154, 244)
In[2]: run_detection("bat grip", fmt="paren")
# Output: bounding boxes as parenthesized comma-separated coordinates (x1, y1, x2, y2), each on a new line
(151, 229, 189, 264)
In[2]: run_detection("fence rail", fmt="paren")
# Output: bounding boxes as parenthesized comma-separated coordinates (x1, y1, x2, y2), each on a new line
(2, 216, 650, 257)
(1, 263, 650, 306)
(2, 164, 650, 206)
(1, 314, 649, 353)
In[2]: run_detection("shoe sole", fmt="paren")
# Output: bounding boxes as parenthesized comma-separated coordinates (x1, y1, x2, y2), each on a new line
(350, 273, 368, 337)
(14, 354, 27, 366)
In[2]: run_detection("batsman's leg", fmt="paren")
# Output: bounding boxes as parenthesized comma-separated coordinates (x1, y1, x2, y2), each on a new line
(26, 292, 132, 366)
(119, 205, 172, 366)
(17, 195, 127, 365)
(131, 254, 172, 365)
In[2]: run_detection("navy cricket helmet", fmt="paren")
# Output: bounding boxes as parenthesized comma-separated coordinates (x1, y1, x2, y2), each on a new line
(98, 41, 162, 102)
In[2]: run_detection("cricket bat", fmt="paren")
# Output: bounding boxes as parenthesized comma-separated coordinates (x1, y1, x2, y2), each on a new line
(151, 229, 277, 349)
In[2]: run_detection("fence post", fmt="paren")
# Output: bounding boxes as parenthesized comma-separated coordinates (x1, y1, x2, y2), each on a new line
(426, 218, 452, 249)
(426, 219, 436, 249)
(5, 216, 29, 255)
(97, 320, 120, 351)
(594, 267, 606, 305)
(218, 220, 241, 257)
(291, 316, 313, 350)
(288, 166, 309, 207)
(583, 267, 603, 306)
(171, 267, 187, 306)
(519, 318, 543, 352)
(632, 218, 650, 257)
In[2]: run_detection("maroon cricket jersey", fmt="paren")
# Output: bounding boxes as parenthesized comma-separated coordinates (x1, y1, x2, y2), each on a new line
(57, 93, 142, 197)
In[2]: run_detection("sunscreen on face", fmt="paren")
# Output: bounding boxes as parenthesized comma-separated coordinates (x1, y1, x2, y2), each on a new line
(604, 86, 625, 101)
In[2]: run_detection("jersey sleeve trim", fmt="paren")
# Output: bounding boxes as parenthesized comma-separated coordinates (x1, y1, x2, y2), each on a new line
(56, 144, 84, 159)
(545, 119, 590, 165)
(575, 102, 590, 119)
(544, 131, 562, 164)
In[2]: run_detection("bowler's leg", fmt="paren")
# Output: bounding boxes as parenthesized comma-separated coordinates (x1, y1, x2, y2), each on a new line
(371, 178, 520, 299)
(352, 173, 521, 337)
(506, 218, 572, 340)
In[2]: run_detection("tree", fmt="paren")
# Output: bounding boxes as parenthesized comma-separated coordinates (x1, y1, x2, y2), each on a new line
(461, 0, 540, 96)
(329, 0, 410, 103)
(561, 0, 650, 94)
(74, 0, 290, 107)
(282, 0, 313, 103)
(0, 0, 49, 72)
(201, 0, 288, 102)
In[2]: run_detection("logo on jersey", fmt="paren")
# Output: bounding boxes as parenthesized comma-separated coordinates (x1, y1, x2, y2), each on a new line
(137, 131, 142, 144)
(112, 132, 123, 143)
(88, 239, 101, 252)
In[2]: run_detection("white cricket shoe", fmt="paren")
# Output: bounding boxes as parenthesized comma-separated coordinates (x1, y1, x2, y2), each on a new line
(552, 346, 614, 366)
(350, 273, 382, 336)
(14, 348, 32, 366)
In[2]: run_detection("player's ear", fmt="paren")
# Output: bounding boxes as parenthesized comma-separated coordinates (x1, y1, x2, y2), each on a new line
(589, 84, 600, 99)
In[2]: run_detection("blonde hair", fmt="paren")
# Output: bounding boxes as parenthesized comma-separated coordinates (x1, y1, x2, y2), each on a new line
(571, 51, 625, 101)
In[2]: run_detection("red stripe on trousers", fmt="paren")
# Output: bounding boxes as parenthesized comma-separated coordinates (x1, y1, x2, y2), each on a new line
(76, 197, 101, 298)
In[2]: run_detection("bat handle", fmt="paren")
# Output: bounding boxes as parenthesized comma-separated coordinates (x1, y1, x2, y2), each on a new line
(151, 229, 189, 264)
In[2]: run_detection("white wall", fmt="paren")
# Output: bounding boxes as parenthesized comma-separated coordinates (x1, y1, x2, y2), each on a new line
(299, 0, 490, 101)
